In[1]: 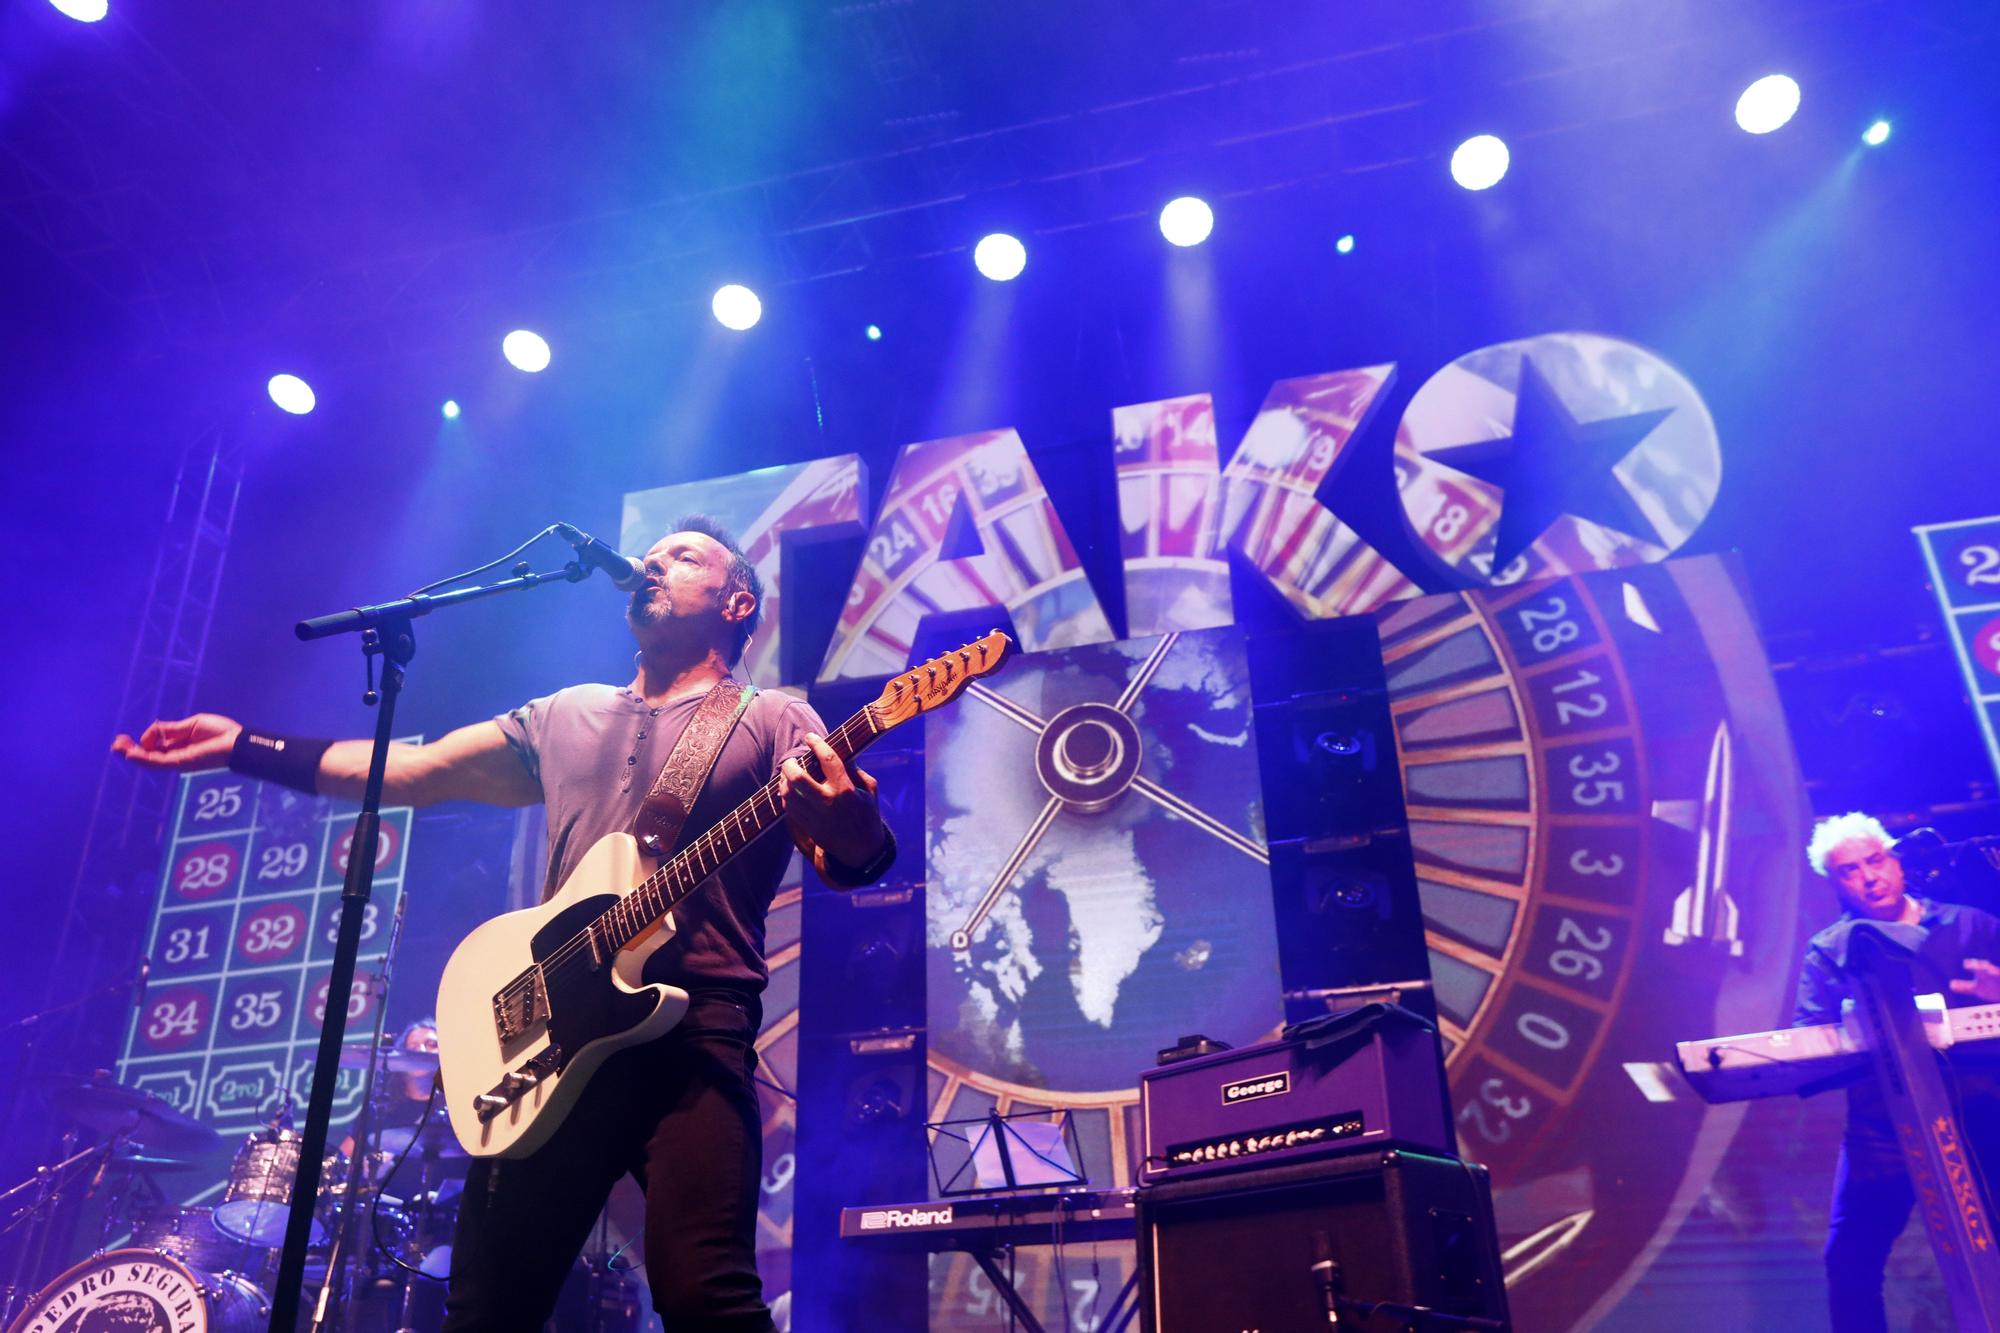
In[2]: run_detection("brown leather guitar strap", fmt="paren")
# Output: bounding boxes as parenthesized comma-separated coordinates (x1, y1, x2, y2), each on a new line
(631, 680, 757, 860)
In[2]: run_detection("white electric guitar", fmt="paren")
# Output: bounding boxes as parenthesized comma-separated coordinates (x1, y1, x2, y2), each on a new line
(435, 631, 1013, 1158)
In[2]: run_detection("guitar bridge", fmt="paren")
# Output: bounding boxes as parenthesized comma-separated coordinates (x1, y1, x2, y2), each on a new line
(473, 1046, 563, 1123)
(491, 965, 549, 1043)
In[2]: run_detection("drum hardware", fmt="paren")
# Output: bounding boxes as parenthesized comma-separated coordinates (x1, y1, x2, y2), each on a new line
(6, 1066, 217, 1327)
(1, 1129, 106, 1324)
(310, 901, 434, 1333)
(365, 1066, 462, 1333)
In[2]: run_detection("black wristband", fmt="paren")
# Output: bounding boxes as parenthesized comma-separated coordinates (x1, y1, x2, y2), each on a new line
(228, 729, 333, 795)
(820, 822, 898, 888)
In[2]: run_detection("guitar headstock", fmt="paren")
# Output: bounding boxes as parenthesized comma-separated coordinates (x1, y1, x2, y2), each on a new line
(872, 630, 1016, 730)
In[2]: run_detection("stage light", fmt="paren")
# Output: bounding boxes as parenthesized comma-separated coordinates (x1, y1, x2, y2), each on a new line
(1450, 135, 1510, 191)
(49, 0, 108, 21)
(1159, 196, 1214, 248)
(442, 400, 461, 420)
(973, 233, 1027, 282)
(1735, 75, 1800, 134)
(1863, 119, 1892, 147)
(502, 329, 551, 373)
(267, 374, 315, 416)
(865, 324, 883, 342)
(1335, 233, 1356, 255)
(712, 284, 762, 331)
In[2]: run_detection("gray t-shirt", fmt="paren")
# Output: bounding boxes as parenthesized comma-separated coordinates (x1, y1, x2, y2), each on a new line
(493, 682, 823, 994)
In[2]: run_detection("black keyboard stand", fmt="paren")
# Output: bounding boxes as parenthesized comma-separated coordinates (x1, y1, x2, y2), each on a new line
(963, 1247, 1139, 1333)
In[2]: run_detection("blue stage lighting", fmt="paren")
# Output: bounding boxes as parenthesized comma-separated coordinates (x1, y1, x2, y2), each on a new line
(502, 329, 551, 373)
(1863, 119, 1892, 147)
(973, 233, 1027, 282)
(49, 0, 108, 21)
(267, 374, 316, 416)
(1335, 233, 1356, 255)
(712, 284, 762, 331)
(865, 324, 883, 342)
(442, 399, 461, 420)
(1450, 135, 1510, 191)
(1735, 75, 1800, 134)
(1159, 196, 1214, 248)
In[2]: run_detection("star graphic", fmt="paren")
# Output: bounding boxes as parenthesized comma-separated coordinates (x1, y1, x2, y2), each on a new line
(1428, 357, 1675, 571)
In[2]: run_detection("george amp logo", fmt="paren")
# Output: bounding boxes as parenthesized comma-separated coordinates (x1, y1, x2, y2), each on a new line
(1221, 1071, 1290, 1105)
(859, 1205, 954, 1230)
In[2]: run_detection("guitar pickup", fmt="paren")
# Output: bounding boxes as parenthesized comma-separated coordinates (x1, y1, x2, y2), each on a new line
(491, 965, 549, 1042)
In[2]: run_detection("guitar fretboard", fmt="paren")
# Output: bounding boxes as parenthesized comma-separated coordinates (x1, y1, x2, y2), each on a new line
(583, 702, 882, 960)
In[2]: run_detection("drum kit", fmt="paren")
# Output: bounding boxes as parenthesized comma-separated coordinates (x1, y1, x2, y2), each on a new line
(2, 1024, 645, 1332)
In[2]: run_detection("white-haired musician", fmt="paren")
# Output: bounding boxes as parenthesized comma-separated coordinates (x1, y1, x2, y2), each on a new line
(1793, 811, 2000, 1333)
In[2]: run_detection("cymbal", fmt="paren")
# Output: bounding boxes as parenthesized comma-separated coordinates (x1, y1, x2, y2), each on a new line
(40, 1071, 219, 1155)
(337, 1043, 441, 1075)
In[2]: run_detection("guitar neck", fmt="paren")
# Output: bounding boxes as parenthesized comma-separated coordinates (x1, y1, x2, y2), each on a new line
(595, 702, 884, 953)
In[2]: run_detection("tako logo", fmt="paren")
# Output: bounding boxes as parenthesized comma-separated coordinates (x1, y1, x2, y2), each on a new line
(858, 1205, 955, 1231)
(1221, 1071, 1291, 1105)
(15, 1250, 208, 1333)
(623, 331, 1722, 689)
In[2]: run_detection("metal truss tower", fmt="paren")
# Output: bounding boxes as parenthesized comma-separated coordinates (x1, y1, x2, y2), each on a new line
(3, 427, 243, 1152)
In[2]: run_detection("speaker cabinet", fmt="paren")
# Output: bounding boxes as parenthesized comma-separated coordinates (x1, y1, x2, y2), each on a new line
(1138, 1150, 1508, 1332)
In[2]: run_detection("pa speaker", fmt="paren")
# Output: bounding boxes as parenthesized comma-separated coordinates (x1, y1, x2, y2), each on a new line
(1138, 1149, 1508, 1332)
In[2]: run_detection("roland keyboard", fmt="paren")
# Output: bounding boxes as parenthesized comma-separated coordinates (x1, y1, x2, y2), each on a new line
(1677, 997, 2000, 1103)
(839, 1187, 1137, 1251)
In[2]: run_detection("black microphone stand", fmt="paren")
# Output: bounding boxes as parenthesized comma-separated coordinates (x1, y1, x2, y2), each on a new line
(267, 557, 585, 1333)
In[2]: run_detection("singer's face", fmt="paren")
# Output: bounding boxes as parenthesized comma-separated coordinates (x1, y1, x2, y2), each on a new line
(1827, 835, 1907, 921)
(628, 531, 742, 643)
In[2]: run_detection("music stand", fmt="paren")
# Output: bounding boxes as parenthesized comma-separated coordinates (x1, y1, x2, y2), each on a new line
(928, 1108, 1086, 1196)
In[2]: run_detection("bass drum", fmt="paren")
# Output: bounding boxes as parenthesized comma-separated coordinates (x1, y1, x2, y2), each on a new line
(0, 1248, 267, 1333)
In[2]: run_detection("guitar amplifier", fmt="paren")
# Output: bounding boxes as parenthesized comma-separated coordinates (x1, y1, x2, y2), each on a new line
(1136, 1150, 1509, 1332)
(1138, 1014, 1451, 1184)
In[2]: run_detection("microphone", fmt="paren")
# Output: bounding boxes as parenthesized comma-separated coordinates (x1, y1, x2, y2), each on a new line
(1311, 1229, 1342, 1325)
(1895, 827, 1952, 883)
(555, 523, 645, 591)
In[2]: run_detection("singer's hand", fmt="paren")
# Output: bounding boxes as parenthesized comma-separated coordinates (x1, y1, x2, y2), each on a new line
(780, 733, 885, 869)
(113, 713, 242, 771)
(1951, 958, 2000, 1002)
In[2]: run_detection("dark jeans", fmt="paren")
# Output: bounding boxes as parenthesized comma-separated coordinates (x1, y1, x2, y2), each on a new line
(1825, 1096, 2000, 1333)
(441, 991, 776, 1333)
(1824, 1139, 1912, 1333)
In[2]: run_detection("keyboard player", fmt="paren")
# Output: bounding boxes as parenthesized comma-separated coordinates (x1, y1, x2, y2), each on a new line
(1793, 812, 2000, 1333)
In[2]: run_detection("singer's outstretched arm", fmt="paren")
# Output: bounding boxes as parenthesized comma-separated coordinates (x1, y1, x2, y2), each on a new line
(114, 714, 540, 808)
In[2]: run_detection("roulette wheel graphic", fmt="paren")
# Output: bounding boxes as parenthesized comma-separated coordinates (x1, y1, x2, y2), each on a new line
(1377, 554, 1809, 1329)
(923, 628, 1284, 1192)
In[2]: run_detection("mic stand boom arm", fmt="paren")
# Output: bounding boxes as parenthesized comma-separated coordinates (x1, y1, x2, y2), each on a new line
(267, 557, 585, 1333)
(294, 559, 587, 640)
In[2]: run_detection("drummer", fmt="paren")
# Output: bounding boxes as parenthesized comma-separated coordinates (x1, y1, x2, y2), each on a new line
(389, 1017, 441, 1106)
